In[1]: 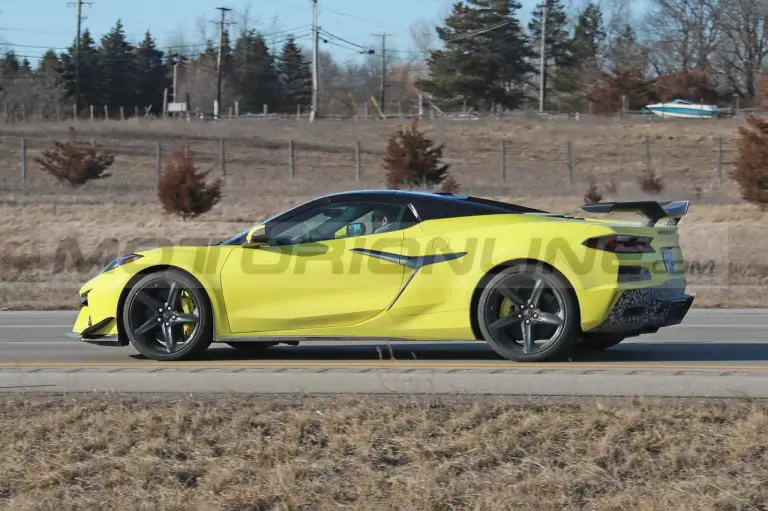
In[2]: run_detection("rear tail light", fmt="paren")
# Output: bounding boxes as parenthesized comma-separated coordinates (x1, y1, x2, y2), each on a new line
(582, 235, 655, 253)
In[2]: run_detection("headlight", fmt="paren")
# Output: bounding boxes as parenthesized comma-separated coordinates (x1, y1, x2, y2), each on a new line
(102, 253, 143, 273)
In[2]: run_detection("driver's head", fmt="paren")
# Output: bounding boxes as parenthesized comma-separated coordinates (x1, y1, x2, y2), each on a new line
(372, 209, 388, 229)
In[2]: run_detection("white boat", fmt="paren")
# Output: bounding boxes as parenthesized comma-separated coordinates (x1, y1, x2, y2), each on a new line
(644, 99, 719, 119)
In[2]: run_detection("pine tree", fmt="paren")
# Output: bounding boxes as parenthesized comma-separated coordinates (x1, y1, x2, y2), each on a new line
(37, 50, 60, 77)
(416, 0, 533, 110)
(555, 1, 607, 107)
(56, 29, 103, 111)
(99, 19, 136, 113)
(571, 2, 606, 66)
(231, 31, 280, 113)
(278, 37, 311, 110)
(528, 0, 573, 108)
(1, 50, 20, 78)
(609, 24, 646, 71)
(135, 31, 170, 115)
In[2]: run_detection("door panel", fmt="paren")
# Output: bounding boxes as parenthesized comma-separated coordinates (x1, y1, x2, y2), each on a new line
(220, 229, 407, 333)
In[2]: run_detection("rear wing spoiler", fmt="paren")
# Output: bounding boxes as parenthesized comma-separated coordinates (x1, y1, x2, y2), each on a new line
(580, 200, 690, 227)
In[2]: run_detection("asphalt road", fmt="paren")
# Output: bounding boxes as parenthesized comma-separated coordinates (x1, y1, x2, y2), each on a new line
(0, 309, 766, 397)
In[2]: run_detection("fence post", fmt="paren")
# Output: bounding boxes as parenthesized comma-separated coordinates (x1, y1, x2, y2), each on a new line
(89, 105, 94, 123)
(156, 140, 162, 177)
(103, 105, 108, 120)
(296, 104, 301, 120)
(500, 140, 506, 181)
(120, 106, 125, 121)
(355, 141, 361, 180)
(235, 101, 240, 118)
(717, 137, 723, 185)
(566, 141, 573, 185)
(219, 139, 226, 176)
(289, 140, 295, 179)
(134, 106, 139, 119)
(644, 136, 651, 168)
(20, 138, 27, 184)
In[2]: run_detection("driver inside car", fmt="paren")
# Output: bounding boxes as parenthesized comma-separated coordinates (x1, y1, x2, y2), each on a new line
(371, 209, 397, 234)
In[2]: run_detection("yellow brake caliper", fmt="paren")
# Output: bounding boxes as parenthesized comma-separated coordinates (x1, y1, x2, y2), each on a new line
(180, 291, 195, 336)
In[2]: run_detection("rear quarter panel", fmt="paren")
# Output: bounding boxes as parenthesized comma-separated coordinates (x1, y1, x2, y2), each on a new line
(391, 214, 607, 329)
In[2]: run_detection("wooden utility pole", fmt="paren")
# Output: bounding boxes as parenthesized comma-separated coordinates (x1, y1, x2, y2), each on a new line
(538, 0, 547, 113)
(214, 7, 232, 119)
(310, 0, 319, 122)
(373, 33, 391, 116)
(67, 0, 93, 116)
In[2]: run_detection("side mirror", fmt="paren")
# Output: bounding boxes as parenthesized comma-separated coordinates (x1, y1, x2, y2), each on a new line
(244, 223, 270, 246)
(346, 222, 366, 237)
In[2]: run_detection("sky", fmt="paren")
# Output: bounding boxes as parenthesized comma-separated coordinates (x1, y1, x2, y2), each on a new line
(0, 0, 547, 65)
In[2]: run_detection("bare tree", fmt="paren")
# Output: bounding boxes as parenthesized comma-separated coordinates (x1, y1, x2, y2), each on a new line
(642, 0, 727, 75)
(409, 18, 437, 58)
(714, 0, 768, 98)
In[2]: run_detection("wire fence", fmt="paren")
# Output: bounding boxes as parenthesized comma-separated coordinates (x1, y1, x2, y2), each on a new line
(0, 133, 741, 201)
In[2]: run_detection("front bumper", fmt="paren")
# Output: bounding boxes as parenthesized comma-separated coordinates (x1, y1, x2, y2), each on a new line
(587, 279, 694, 335)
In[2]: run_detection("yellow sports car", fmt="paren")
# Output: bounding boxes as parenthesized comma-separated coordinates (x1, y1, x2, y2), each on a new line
(71, 190, 693, 362)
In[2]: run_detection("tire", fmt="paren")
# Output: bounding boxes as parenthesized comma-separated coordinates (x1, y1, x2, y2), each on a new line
(476, 263, 580, 362)
(122, 269, 213, 361)
(226, 342, 277, 353)
(577, 333, 625, 351)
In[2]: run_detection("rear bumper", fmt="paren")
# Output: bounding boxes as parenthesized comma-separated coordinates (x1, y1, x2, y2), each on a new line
(587, 279, 694, 335)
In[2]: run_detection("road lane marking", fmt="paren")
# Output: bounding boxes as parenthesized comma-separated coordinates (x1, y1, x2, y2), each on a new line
(0, 361, 765, 371)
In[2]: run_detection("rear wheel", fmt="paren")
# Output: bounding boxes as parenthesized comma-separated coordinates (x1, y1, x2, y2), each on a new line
(122, 269, 213, 361)
(476, 264, 579, 362)
(577, 333, 625, 351)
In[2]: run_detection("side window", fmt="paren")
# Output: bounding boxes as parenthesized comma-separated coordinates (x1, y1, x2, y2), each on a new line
(268, 201, 415, 244)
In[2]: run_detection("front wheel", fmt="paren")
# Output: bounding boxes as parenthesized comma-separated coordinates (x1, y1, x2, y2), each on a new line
(122, 269, 213, 361)
(476, 264, 580, 362)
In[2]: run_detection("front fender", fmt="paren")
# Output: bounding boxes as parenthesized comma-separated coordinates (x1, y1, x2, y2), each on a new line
(73, 245, 236, 338)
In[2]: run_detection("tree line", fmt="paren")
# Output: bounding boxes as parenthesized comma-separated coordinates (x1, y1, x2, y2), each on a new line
(0, 20, 313, 118)
(4, 0, 768, 118)
(416, 0, 768, 113)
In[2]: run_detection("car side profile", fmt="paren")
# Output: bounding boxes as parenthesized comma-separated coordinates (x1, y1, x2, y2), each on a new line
(71, 190, 694, 362)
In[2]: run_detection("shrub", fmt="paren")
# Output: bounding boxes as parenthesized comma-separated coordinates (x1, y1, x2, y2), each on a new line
(34, 126, 114, 187)
(157, 142, 223, 219)
(382, 115, 458, 191)
(732, 115, 768, 211)
(583, 179, 603, 204)
(638, 167, 664, 194)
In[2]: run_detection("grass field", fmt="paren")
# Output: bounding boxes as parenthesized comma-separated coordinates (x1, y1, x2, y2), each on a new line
(0, 116, 766, 309)
(0, 394, 766, 509)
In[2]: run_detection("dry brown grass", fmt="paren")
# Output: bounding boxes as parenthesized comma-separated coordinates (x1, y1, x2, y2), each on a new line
(0, 394, 766, 509)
